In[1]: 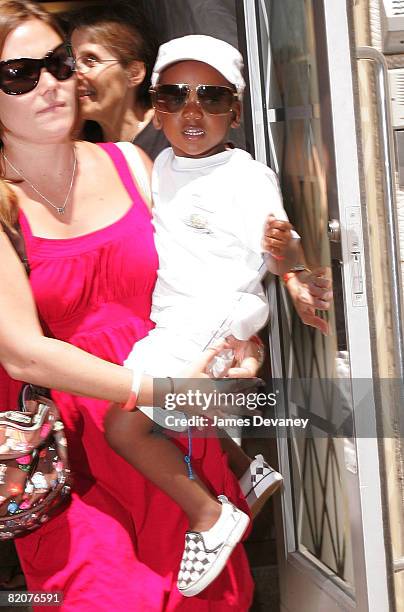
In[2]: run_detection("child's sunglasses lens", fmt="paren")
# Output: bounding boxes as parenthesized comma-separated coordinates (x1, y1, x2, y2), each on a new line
(152, 84, 188, 113)
(0, 44, 74, 95)
(197, 86, 235, 114)
(152, 84, 235, 114)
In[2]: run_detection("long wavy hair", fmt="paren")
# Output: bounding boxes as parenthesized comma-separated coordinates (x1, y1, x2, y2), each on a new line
(0, 0, 65, 229)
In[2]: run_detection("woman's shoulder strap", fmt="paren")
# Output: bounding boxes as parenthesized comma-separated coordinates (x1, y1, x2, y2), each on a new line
(115, 142, 152, 208)
(96, 142, 151, 208)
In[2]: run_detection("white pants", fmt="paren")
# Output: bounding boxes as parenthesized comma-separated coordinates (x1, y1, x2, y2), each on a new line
(124, 291, 269, 427)
(124, 327, 214, 428)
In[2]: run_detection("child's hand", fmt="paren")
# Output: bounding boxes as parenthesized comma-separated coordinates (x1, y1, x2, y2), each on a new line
(262, 215, 295, 260)
(226, 336, 265, 378)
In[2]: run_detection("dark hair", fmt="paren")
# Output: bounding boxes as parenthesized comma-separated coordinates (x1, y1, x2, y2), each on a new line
(69, 2, 159, 109)
(0, 0, 65, 229)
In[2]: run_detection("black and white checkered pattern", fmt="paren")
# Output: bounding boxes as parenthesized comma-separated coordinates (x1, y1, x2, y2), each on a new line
(239, 455, 283, 515)
(250, 460, 273, 486)
(177, 496, 249, 596)
(177, 532, 220, 590)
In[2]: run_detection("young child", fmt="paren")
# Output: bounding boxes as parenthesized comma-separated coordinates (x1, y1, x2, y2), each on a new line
(105, 35, 299, 597)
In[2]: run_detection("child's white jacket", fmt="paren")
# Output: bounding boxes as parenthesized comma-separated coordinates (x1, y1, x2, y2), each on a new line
(149, 146, 289, 345)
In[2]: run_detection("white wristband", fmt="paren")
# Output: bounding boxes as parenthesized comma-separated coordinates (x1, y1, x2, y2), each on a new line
(131, 366, 143, 397)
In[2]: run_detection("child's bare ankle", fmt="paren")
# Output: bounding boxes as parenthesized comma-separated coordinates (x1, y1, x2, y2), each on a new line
(188, 497, 221, 532)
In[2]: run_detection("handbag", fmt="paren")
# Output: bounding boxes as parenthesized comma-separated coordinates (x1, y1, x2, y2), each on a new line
(0, 221, 71, 539)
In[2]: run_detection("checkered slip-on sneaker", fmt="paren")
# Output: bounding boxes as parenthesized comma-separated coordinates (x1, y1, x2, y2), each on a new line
(239, 454, 283, 518)
(177, 495, 250, 597)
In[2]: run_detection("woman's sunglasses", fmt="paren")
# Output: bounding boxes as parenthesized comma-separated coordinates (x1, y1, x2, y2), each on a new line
(150, 84, 239, 115)
(0, 42, 75, 96)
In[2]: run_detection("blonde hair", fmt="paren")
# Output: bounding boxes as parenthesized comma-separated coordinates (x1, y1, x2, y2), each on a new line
(0, 0, 64, 231)
(0, 179, 17, 229)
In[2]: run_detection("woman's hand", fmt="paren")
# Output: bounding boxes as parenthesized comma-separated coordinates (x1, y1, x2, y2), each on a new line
(285, 267, 333, 335)
(172, 342, 264, 418)
(179, 341, 229, 379)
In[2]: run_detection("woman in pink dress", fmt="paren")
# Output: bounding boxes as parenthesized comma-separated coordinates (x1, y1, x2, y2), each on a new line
(0, 1, 253, 610)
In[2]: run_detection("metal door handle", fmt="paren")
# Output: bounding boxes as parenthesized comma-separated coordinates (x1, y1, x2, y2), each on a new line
(328, 219, 341, 243)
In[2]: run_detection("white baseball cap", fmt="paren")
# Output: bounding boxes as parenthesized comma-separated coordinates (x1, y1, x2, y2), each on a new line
(151, 34, 245, 95)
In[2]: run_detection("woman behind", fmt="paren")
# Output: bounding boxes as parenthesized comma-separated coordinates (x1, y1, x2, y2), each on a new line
(0, 1, 253, 609)
(69, 1, 169, 160)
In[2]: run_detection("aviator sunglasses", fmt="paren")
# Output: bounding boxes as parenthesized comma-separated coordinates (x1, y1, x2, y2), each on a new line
(0, 42, 75, 95)
(150, 83, 239, 115)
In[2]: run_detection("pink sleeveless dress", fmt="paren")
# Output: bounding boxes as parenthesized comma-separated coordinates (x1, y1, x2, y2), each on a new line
(0, 143, 253, 611)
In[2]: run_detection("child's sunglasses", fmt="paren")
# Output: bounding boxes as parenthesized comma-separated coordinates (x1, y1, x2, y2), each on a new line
(150, 83, 239, 115)
(0, 42, 75, 96)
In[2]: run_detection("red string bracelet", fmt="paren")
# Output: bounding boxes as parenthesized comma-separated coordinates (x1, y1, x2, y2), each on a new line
(122, 391, 137, 412)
